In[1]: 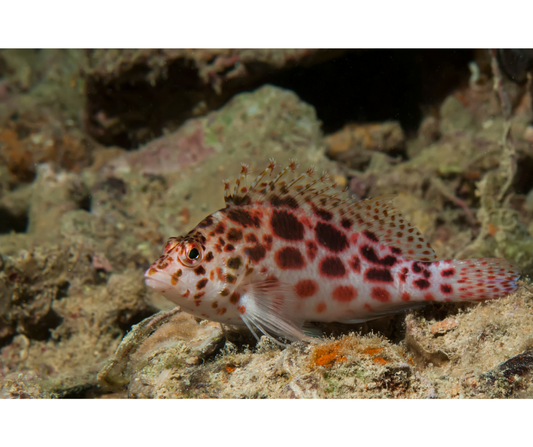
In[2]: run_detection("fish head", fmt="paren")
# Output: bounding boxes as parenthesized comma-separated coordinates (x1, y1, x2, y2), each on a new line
(144, 224, 246, 310)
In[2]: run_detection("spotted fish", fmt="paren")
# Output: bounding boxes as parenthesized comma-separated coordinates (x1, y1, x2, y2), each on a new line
(144, 159, 520, 343)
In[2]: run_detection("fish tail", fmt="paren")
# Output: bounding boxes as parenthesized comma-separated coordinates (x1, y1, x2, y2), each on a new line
(431, 258, 520, 302)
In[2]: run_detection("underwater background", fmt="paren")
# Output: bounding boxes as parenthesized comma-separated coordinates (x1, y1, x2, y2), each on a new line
(1, 49, 533, 398)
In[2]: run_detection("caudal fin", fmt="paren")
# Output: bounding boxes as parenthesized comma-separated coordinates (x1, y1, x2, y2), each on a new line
(438, 258, 520, 301)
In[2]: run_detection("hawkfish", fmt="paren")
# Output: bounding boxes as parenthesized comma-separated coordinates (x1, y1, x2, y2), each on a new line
(145, 159, 520, 343)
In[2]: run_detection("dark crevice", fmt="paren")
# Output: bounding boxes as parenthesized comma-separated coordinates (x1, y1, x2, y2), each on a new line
(20, 308, 63, 341)
(269, 49, 473, 135)
(116, 307, 158, 333)
(79, 194, 92, 212)
(56, 281, 70, 300)
(513, 155, 533, 195)
(86, 50, 474, 149)
(0, 206, 28, 234)
(0, 320, 15, 348)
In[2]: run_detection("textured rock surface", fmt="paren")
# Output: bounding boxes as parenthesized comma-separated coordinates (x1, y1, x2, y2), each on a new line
(1, 49, 533, 398)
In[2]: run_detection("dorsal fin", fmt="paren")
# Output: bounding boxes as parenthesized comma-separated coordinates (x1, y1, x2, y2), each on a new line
(223, 159, 437, 262)
(345, 195, 437, 262)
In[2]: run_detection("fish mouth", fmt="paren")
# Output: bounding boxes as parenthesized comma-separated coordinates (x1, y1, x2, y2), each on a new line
(144, 268, 170, 291)
(144, 277, 169, 290)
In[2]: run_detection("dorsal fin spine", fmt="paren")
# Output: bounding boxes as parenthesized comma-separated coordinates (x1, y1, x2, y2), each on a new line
(249, 158, 276, 192)
(233, 163, 249, 198)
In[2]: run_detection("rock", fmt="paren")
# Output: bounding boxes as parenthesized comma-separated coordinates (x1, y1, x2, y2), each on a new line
(326, 121, 405, 170)
(439, 95, 474, 134)
(84, 49, 344, 148)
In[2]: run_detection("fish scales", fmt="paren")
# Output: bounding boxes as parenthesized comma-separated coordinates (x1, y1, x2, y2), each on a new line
(145, 159, 520, 342)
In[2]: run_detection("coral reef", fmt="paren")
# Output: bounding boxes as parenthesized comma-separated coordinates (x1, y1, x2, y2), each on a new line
(1, 49, 533, 398)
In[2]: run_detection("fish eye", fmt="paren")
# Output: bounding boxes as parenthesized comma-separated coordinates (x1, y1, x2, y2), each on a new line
(178, 242, 203, 267)
(188, 248, 200, 260)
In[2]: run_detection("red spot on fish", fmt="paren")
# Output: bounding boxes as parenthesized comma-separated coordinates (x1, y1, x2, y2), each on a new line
(244, 244, 267, 263)
(332, 285, 358, 302)
(414, 279, 430, 290)
(224, 273, 237, 284)
(306, 240, 318, 261)
(196, 278, 208, 290)
(371, 287, 391, 302)
(269, 194, 299, 209)
(194, 265, 206, 276)
(341, 218, 352, 229)
(270, 209, 305, 241)
(315, 222, 348, 253)
(275, 247, 306, 270)
(349, 255, 361, 273)
(245, 233, 258, 244)
(226, 256, 242, 269)
(360, 245, 397, 267)
(262, 234, 273, 251)
(314, 207, 333, 221)
(198, 216, 214, 228)
(227, 208, 262, 228)
(350, 233, 359, 244)
(319, 257, 347, 278)
(364, 268, 393, 283)
(238, 305, 246, 314)
(424, 293, 435, 301)
(295, 279, 318, 298)
(362, 230, 378, 242)
(441, 268, 455, 277)
(230, 292, 240, 304)
(440, 284, 453, 294)
(364, 303, 373, 312)
(401, 292, 410, 301)
(399, 267, 408, 282)
(316, 302, 327, 313)
(214, 222, 226, 234)
(412, 262, 422, 273)
(227, 228, 243, 242)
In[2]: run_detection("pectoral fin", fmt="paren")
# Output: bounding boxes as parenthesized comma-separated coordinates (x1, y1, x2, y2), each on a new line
(237, 278, 310, 345)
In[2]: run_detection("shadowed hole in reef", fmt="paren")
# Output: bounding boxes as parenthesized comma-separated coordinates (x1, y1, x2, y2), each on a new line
(116, 308, 158, 333)
(56, 281, 70, 300)
(87, 50, 474, 149)
(0, 206, 28, 234)
(21, 308, 63, 341)
(513, 154, 533, 195)
(79, 194, 92, 212)
(269, 49, 473, 135)
(0, 321, 15, 348)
